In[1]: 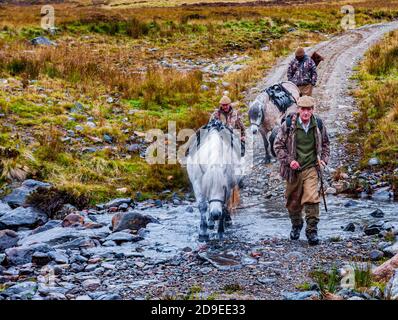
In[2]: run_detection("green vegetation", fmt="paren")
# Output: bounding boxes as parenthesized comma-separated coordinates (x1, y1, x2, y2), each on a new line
(351, 30, 398, 170)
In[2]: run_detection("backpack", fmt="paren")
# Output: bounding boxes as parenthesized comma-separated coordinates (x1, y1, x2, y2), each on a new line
(265, 83, 296, 113)
(311, 51, 324, 67)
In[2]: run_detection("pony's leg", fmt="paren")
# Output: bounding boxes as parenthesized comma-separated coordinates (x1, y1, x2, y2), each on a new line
(217, 208, 225, 240)
(259, 128, 271, 164)
(198, 199, 209, 242)
(224, 206, 232, 228)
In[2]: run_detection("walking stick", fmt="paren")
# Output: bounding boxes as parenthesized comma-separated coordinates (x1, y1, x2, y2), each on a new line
(317, 157, 328, 212)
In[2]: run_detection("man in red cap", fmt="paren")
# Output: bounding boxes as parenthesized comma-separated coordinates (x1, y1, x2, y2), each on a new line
(287, 47, 318, 96)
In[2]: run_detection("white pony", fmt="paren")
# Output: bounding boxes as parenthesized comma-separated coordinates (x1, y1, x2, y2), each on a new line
(186, 120, 243, 241)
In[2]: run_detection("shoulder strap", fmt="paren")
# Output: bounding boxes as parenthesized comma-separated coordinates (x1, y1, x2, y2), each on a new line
(315, 116, 323, 131)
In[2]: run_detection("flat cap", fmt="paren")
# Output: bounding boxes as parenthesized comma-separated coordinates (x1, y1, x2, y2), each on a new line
(219, 95, 231, 104)
(297, 95, 315, 108)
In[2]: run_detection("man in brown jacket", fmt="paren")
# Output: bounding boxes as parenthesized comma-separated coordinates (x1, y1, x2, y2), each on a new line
(273, 96, 330, 245)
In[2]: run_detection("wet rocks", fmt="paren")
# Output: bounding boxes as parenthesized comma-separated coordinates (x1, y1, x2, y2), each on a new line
(0, 207, 46, 230)
(32, 251, 52, 266)
(369, 250, 384, 261)
(343, 222, 356, 232)
(281, 291, 320, 300)
(364, 223, 383, 236)
(343, 199, 358, 208)
(104, 231, 142, 244)
(386, 270, 398, 300)
(383, 242, 398, 257)
(370, 209, 384, 218)
(103, 198, 132, 209)
(5, 243, 53, 266)
(111, 211, 159, 232)
(1, 281, 38, 299)
(82, 278, 101, 291)
(62, 213, 85, 227)
(2, 179, 51, 208)
(0, 229, 19, 251)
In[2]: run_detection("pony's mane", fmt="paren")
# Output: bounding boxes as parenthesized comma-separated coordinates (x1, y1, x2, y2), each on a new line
(187, 119, 242, 157)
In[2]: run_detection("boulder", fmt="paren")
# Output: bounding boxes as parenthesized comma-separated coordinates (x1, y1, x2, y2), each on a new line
(5, 243, 53, 265)
(369, 250, 384, 261)
(0, 201, 12, 217)
(370, 209, 384, 218)
(62, 213, 85, 227)
(383, 242, 398, 257)
(30, 220, 62, 235)
(343, 222, 355, 232)
(82, 278, 101, 291)
(364, 223, 383, 236)
(53, 204, 78, 220)
(111, 211, 159, 232)
(18, 226, 110, 248)
(2, 179, 51, 208)
(373, 252, 398, 282)
(0, 207, 46, 230)
(0, 229, 19, 251)
(104, 198, 132, 209)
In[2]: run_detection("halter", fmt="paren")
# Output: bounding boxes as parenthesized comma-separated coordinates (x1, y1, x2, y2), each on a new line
(208, 186, 227, 207)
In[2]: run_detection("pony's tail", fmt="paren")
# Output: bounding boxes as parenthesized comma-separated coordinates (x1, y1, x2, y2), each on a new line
(227, 185, 240, 214)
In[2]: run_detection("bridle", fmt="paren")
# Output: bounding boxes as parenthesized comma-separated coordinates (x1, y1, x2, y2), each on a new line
(208, 186, 227, 207)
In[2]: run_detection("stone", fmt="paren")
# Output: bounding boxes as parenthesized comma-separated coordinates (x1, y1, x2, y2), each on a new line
(54, 204, 78, 220)
(32, 251, 53, 266)
(185, 206, 194, 213)
(30, 36, 55, 46)
(104, 198, 132, 209)
(383, 242, 398, 257)
(31, 220, 62, 235)
(0, 253, 5, 264)
(200, 267, 212, 275)
(105, 231, 135, 244)
(370, 209, 384, 218)
(386, 270, 398, 300)
(18, 226, 109, 248)
(285, 251, 306, 261)
(364, 223, 383, 236)
(82, 278, 101, 291)
(372, 187, 393, 201)
(96, 293, 121, 300)
(111, 211, 159, 232)
(102, 240, 117, 247)
(0, 207, 44, 230)
(103, 134, 113, 143)
(48, 251, 69, 264)
(369, 250, 384, 261)
(257, 277, 276, 285)
(75, 295, 92, 300)
(5, 243, 53, 265)
(343, 222, 355, 232)
(2, 281, 38, 299)
(0, 201, 12, 216)
(0, 229, 19, 251)
(344, 199, 358, 207)
(281, 291, 320, 300)
(368, 157, 380, 166)
(62, 213, 85, 227)
(2, 179, 51, 208)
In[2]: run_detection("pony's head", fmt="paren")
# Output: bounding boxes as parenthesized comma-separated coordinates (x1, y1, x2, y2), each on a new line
(248, 100, 264, 134)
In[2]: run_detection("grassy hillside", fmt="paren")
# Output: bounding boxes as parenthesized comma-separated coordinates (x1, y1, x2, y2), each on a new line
(1, 0, 398, 203)
(351, 30, 398, 170)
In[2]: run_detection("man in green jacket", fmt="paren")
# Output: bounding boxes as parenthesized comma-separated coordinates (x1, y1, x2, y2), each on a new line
(273, 96, 330, 245)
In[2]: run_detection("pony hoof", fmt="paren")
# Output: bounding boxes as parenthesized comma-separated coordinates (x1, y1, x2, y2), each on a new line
(218, 233, 224, 241)
(199, 234, 209, 242)
(264, 156, 271, 164)
(225, 221, 232, 228)
(208, 224, 215, 230)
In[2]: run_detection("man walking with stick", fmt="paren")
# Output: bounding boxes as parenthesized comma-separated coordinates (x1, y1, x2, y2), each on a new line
(274, 96, 330, 245)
